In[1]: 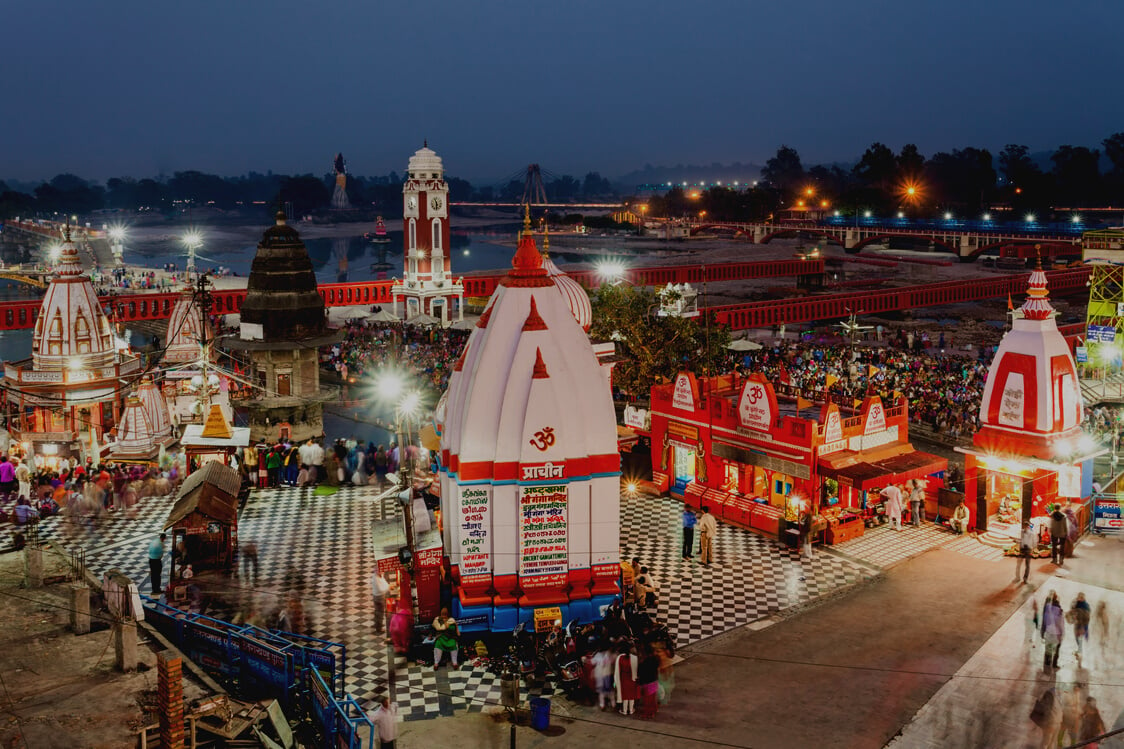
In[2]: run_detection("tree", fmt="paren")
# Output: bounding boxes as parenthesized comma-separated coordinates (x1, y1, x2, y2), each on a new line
(589, 283, 730, 396)
(761, 146, 804, 195)
(925, 148, 995, 214)
(582, 172, 611, 197)
(896, 144, 925, 180)
(1051, 146, 1101, 206)
(998, 144, 1039, 186)
(852, 142, 897, 192)
(1103, 133, 1124, 202)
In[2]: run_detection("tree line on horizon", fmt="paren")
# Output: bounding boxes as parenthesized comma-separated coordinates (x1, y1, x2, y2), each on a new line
(0, 169, 617, 220)
(645, 134, 1124, 224)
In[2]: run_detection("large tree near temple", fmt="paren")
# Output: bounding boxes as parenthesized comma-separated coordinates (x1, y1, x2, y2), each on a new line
(590, 283, 730, 397)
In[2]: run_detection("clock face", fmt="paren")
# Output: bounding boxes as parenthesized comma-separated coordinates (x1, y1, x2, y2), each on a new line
(430, 197, 443, 210)
(407, 196, 417, 210)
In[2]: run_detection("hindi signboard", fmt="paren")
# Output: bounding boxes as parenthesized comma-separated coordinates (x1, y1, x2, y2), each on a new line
(519, 483, 568, 583)
(1093, 495, 1122, 532)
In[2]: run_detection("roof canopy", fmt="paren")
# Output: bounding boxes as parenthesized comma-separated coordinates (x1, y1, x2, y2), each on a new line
(164, 460, 241, 530)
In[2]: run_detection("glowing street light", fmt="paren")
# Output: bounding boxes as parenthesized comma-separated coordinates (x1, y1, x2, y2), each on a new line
(108, 226, 126, 241)
(1025, 213, 1036, 223)
(944, 212, 953, 220)
(897, 211, 905, 219)
(377, 371, 404, 400)
(1071, 215, 1082, 224)
(47, 243, 62, 263)
(863, 210, 872, 219)
(983, 213, 992, 221)
(596, 260, 627, 284)
(182, 230, 203, 276)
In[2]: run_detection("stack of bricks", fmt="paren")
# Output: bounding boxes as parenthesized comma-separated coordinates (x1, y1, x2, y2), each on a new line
(157, 650, 185, 749)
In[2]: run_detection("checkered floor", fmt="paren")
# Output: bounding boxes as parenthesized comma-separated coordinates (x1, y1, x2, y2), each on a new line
(31, 485, 916, 722)
(620, 495, 871, 647)
(831, 520, 1006, 569)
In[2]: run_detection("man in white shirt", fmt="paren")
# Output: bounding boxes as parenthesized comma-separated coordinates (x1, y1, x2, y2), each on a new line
(880, 484, 903, 531)
(369, 695, 398, 749)
(308, 439, 324, 485)
(371, 570, 390, 634)
(697, 505, 717, 565)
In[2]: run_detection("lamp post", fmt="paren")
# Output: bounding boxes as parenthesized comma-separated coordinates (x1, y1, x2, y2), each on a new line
(379, 373, 421, 569)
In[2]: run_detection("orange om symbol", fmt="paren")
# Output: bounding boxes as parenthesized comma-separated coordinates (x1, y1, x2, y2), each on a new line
(529, 426, 556, 451)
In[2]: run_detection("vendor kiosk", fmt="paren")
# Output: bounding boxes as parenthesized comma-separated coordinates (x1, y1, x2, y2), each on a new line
(163, 461, 241, 594)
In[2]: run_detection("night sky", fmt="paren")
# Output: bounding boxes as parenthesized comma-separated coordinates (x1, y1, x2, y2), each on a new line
(4, 0, 1122, 182)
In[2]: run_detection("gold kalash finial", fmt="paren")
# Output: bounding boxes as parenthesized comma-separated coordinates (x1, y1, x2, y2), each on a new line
(542, 217, 550, 256)
(522, 203, 532, 236)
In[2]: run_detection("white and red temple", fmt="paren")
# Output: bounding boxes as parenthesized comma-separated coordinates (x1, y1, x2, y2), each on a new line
(391, 144, 464, 325)
(2, 227, 140, 465)
(961, 262, 1097, 531)
(437, 222, 620, 632)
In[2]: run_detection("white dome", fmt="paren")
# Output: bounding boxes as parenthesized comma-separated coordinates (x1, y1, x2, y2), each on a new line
(32, 231, 115, 370)
(543, 255, 592, 332)
(164, 291, 210, 364)
(974, 267, 1082, 459)
(439, 229, 620, 605)
(136, 377, 174, 441)
(407, 144, 443, 179)
(115, 397, 159, 455)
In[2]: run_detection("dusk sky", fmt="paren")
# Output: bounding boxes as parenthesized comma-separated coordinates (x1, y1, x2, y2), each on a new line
(4, 0, 1122, 183)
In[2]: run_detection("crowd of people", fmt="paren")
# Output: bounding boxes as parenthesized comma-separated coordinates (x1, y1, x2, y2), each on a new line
(322, 321, 470, 396)
(0, 452, 183, 548)
(728, 338, 992, 441)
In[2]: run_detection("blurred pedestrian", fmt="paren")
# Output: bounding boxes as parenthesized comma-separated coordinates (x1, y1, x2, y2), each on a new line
(614, 642, 638, 716)
(1049, 506, 1068, 565)
(368, 695, 398, 749)
(1079, 697, 1106, 749)
(1068, 593, 1091, 657)
(681, 507, 696, 560)
(1041, 590, 1065, 670)
(1017, 521, 1036, 583)
(371, 569, 389, 635)
(147, 533, 166, 595)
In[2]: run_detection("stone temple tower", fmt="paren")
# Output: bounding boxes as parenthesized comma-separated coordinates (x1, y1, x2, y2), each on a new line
(224, 210, 339, 442)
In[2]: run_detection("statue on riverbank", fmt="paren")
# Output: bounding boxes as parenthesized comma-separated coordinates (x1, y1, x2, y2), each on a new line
(331, 152, 351, 210)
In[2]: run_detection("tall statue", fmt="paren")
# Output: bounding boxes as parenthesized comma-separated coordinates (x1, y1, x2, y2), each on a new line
(331, 152, 351, 210)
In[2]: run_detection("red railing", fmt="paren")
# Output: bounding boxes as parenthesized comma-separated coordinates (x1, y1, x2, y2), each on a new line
(711, 267, 1092, 330)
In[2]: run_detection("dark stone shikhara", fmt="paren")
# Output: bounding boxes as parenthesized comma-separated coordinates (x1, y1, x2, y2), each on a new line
(239, 210, 328, 341)
(225, 210, 339, 443)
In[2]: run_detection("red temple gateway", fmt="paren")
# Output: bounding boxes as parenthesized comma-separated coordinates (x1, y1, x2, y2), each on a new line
(648, 371, 946, 543)
(960, 263, 1098, 536)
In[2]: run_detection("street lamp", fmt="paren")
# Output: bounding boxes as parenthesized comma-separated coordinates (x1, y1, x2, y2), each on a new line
(182, 230, 203, 277)
(377, 371, 422, 574)
(595, 260, 627, 286)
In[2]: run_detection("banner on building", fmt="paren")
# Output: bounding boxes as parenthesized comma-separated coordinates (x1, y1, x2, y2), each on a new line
(458, 486, 491, 576)
(519, 483, 568, 582)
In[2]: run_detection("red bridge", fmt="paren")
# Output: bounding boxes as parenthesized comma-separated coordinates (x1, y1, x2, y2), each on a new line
(0, 257, 821, 331)
(711, 267, 1091, 330)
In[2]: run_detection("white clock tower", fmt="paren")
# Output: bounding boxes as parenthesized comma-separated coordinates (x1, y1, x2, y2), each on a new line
(392, 143, 464, 325)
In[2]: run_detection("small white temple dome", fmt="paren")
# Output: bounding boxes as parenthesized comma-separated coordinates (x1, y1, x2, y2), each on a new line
(32, 228, 115, 371)
(975, 264, 1082, 459)
(407, 143, 444, 179)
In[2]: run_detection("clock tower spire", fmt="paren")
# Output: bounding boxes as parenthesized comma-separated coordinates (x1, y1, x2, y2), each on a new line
(392, 143, 463, 325)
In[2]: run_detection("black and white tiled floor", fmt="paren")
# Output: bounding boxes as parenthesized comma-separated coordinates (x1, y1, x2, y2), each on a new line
(30, 484, 996, 722)
(832, 520, 1006, 568)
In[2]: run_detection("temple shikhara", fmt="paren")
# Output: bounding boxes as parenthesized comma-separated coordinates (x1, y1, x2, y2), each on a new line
(962, 262, 1097, 534)
(437, 217, 620, 632)
(2, 226, 140, 464)
(391, 143, 464, 325)
(225, 210, 340, 443)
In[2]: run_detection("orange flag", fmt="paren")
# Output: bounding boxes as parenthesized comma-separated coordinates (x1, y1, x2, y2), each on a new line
(1007, 294, 1014, 311)
(797, 396, 813, 411)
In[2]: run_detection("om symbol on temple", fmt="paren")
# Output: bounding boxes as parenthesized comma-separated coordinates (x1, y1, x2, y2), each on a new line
(529, 426, 556, 451)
